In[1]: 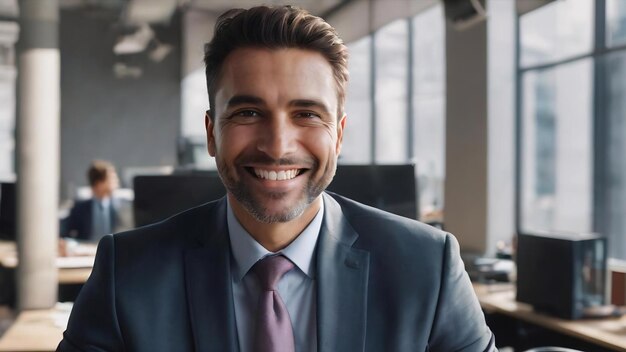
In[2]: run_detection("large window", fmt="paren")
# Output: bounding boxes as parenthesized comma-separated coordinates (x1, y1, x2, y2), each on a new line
(519, 0, 626, 259)
(0, 21, 17, 181)
(411, 5, 445, 212)
(520, 0, 593, 68)
(520, 60, 593, 233)
(342, 4, 446, 218)
(605, 49, 626, 259)
(342, 36, 372, 164)
(606, 0, 626, 46)
(374, 19, 409, 164)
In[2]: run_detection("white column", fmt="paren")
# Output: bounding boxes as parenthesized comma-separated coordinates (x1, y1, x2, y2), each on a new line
(445, 17, 489, 254)
(16, 0, 60, 310)
(444, 0, 516, 256)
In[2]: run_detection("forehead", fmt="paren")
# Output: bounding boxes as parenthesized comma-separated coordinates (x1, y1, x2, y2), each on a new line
(215, 47, 338, 113)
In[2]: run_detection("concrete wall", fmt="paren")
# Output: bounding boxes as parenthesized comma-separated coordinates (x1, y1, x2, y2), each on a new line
(444, 0, 516, 255)
(445, 18, 489, 254)
(59, 8, 181, 198)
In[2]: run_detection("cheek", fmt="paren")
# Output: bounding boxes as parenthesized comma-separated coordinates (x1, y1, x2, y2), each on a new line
(302, 128, 339, 160)
(215, 125, 258, 158)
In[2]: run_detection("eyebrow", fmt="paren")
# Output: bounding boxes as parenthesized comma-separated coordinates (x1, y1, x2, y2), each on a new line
(226, 95, 265, 108)
(289, 99, 331, 115)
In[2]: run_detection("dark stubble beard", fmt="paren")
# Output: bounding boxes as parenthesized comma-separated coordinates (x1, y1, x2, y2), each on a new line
(215, 155, 335, 223)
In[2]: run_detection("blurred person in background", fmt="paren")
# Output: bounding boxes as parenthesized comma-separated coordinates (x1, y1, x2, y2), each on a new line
(62, 160, 131, 242)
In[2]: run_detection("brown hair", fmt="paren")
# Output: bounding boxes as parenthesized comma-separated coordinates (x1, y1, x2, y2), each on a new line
(87, 160, 114, 187)
(204, 5, 349, 118)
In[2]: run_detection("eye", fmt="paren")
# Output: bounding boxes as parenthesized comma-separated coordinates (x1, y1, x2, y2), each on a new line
(295, 111, 321, 119)
(233, 110, 261, 118)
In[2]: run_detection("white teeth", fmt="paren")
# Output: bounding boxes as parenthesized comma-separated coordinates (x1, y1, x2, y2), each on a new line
(253, 168, 299, 181)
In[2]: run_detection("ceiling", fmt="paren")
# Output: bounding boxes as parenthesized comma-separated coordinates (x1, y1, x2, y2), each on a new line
(1, 0, 562, 22)
(55, 0, 346, 24)
(186, 0, 345, 16)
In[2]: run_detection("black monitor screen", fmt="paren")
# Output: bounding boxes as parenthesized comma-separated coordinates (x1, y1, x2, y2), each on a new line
(133, 164, 418, 227)
(133, 172, 227, 227)
(0, 182, 16, 240)
(328, 164, 418, 219)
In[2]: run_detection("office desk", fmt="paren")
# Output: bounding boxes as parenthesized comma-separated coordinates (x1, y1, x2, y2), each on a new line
(0, 304, 71, 352)
(474, 283, 626, 352)
(0, 241, 94, 285)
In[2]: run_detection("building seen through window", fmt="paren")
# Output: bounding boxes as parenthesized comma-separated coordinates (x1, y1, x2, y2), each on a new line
(519, 0, 626, 260)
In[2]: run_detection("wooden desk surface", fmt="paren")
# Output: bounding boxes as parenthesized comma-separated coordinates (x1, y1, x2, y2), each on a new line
(0, 305, 71, 352)
(0, 241, 94, 285)
(474, 283, 626, 352)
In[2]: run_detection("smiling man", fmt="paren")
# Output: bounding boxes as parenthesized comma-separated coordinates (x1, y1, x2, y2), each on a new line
(207, 47, 342, 252)
(58, 6, 496, 352)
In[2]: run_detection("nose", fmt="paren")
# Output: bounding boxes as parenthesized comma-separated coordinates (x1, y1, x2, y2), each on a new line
(256, 115, 297, 159)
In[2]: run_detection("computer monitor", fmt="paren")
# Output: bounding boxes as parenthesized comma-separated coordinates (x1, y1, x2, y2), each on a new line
(133, 171, 226, 227)
(133, 164, 418, 227)
(0, 182, 16, 240)
(328, 164, 418, 219)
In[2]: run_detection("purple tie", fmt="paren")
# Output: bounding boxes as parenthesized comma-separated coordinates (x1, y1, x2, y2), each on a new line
(252, 255, 295, 352)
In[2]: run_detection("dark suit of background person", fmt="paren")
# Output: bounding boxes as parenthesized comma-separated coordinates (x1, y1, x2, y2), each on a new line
(58, 6, 495, 352)
(63, 198, 122, 241)
(62, 160, 131, 242)
(57, 193, 495, 352)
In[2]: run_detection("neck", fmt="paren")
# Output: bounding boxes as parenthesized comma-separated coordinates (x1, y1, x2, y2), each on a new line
(228, 194, 322, 252)
(93, 192, 109, 200)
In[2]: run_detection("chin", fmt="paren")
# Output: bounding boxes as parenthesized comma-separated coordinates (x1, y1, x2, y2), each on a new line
(242, 192, 316, 223)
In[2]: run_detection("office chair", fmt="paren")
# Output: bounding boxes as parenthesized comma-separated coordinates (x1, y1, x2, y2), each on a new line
(522, 347, 583, 352)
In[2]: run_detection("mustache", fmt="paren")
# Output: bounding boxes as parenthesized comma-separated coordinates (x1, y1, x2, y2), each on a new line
(235, 152, 316, 167)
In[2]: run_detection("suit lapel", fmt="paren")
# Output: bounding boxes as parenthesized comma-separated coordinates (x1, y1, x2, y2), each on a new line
(184, 198, 239, 352)
(317, 193, 370, 352)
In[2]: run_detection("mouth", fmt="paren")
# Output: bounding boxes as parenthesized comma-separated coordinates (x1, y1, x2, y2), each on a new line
(245, 167, 307, 181)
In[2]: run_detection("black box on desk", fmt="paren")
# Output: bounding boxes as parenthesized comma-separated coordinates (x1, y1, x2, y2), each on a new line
(516, 232, 607, 319)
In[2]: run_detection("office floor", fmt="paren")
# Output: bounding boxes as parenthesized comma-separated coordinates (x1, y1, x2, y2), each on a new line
(0, 306, 14, 337)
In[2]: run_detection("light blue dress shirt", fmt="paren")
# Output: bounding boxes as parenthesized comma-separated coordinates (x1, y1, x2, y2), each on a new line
(227, 198, 323, 352)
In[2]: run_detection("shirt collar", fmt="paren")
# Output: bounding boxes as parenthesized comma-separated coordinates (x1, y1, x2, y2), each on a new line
(227, 197, 324, 282)
(94, 197, 111, 208)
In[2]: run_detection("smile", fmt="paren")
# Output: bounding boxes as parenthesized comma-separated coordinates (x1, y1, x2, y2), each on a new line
(251, 168, 302, 181)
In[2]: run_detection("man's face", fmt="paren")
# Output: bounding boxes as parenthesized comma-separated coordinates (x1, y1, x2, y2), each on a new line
(93, 169, 119, 199)
(206, 47, 346, 223)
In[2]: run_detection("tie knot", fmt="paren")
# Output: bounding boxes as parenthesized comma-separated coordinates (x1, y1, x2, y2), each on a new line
(253, 255, 294, 291)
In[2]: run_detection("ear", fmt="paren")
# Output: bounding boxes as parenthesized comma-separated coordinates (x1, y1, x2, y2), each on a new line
(336, 114, 347, 155)
(205, 110, 217, 157)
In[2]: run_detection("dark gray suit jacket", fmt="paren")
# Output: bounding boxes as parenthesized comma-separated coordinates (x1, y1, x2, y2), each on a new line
(62, 196, 134, 242)
(57, 192, 496, 352)
(63, 199, 117, 241)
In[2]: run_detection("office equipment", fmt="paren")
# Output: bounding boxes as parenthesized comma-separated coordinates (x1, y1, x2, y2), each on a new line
(0, 183, 16, 240)
(467, 257, 514, 283)
(133, 171, 226, 227)
(133, 165, 418, 226)
(516, 232, 608, 320)
(328, 164, 418, 220)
